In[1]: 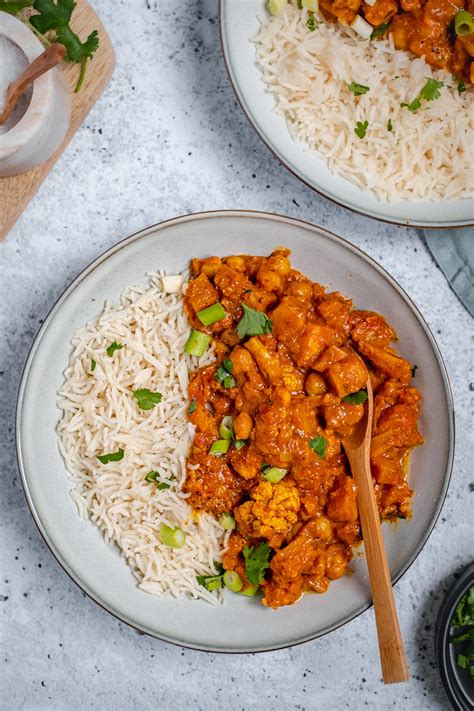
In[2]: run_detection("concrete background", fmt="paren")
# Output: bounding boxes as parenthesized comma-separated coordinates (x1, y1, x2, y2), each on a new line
(1, 2, 471, 709)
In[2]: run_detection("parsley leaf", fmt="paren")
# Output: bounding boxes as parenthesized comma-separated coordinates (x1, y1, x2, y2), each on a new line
(343, 390, 368, 404)
(133, 389, 163, 410)
(309, 435, 328, 459)
(214, 359, 236, 388)
(370, 21, 390, 39)
(243, 542, 271, 586)
(306, 14, 318, 31)
(348, 82, 369, 96)
(97, 448, 124, 464)
(106, 342, 123, 357)
(90, 358, 96, 371)
(354, 120, 369, 139)
(387, 118, 393, 132)
(236, 304, 272, 339)
(188, 398, 197, 414)
(419, 77, 444, 101)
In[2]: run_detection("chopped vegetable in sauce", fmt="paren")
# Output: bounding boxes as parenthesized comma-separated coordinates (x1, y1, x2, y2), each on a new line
(97, 448, 125, 464)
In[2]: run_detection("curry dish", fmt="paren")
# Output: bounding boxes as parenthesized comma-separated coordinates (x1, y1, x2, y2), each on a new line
(184, 250, 423, 608)
(320, 0, 474, 82)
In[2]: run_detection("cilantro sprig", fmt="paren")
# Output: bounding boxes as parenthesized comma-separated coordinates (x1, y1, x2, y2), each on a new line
(309, 435, 328, 459)
(450, 587, 474, 680)
(343, 390, 368, 404)
(401, 77, 444, 113)
(133, 389, 163, 410)
(354, 120, 369, 139)
(348, 82, 369, 96)
(243, 542, 271, 586)
(236, 304, 272, 339)
(4, 0, 99, 92)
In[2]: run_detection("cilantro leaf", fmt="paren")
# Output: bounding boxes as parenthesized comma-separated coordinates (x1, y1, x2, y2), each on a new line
(234, 439, 246, 451)
(90, 358, 96, 371)
(309, 435, 328, 459)
(387, 118, 393, 132)
(354, 120, 369, 139)
(348, 82, 369, 96)
(106, 341, 123, 357)
(236, 304, 272, 339)
(419, 77, 444, 101)
(188, 398, 197, 414)
(452, 587, 474, 627)
(97, 448, 124, 464)
(0, 1, 32, 14)
(401, 98, 421, 112)
(214, 359, 236, 388)
(56, 25, 99, 62)
(370, 21, 390, 39)
(243, 542, 271, 586)
(156, 482, 171, 490)
(306, 14, 318, 31)
(343, 390, 368, 404)
(133, 389, 163, 410)
(457, 81, 466, 95)
(30, 0, 74, 32)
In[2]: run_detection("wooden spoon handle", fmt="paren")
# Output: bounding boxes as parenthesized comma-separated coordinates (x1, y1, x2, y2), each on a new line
(356, 445, 409, 683)
(0, 43, 66, 125)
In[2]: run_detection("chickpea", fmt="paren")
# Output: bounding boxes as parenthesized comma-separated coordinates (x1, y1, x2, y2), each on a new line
(257, 266, 282, 292)
(268, 254, 291, 277)
(305, 372, 327, 396)
(287, 280, 313, 301)
(201, 256, 222, 277)
(234, 412, 253, 440)
(224, 256, 246, 272)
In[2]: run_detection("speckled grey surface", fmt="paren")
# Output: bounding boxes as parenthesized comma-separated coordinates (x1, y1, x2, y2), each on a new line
(0, 2, 472, 709)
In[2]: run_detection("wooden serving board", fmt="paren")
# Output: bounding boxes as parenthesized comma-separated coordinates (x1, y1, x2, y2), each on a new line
(0, 0, 115, 241)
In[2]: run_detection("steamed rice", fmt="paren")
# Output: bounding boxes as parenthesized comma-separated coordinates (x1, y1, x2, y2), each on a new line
(253, 2, 473, 201)
(57, 273, 229, 603)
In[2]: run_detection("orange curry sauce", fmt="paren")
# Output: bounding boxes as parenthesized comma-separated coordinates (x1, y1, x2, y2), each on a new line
(320, 0, 474, 82)
(183, 250, 423, 608)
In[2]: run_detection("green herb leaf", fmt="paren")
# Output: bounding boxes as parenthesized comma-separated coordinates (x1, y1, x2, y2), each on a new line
(156, 482, 171, 490)
(196, 562, 225, 591)
(370, 21, 390, 39)
(452, 587, 474, 627)
(0, 1, 32, 14)
(90, 358, 96, 371)
(401, 98, 421, 112)
(243, 542, 271, 586)
(457, 80, 466, 95)
(188, 398, 197, 414)
(133, 389, 163, 410)
(145, 470, 159, 482)
(223, 358, 233, 372)
(411, 365, 418, 378)
(236, 304, 272, 339)
(30, 0, 99, 62)
(56, 25, 99, 62)
(235, 439, 246, 451)
(348, 82, 369, 96)
(387, 118, 393, 132)
(306, 14, 318, 31)
(214, 360, 236, 388)
(419, 77, 444, 101)
(97, 448, 124, 464)
(457, 654, 468, 669)
(309, 435, 328, 459)
(354, 120, 369, 139)
(343, 390, 368, 404)
(106, 341, 123, 357)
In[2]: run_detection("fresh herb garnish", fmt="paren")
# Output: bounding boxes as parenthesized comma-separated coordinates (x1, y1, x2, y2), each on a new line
(343, 389, 368, 404)
(243, 542, 271, 586)
(90, 358, 96, 371)
(196, 563, 225, 591)
(214, 359, 236, 388)
(106, 341, 123, 357)
(348, 82, 369, 96)
(7, 0, 100, 92)
(450, 587, 474, 680)
(457, 80, 466, 95)
(411, 365, 418, 378)
(401, 78, 444, 112)
(370, 21, 390, 39)
(453, 587, 474, 627)
(387, 118, 393, 132)
(133, 388, 163, 410)
(354, 120, 369, 139)
(309, 435, 328, 459)
(234, 439, 246, 451)
(97, 448, 124, 464)
(188, 398, 197, 414)
(236, 304, 272, 339)
(306, 14, 318, 31)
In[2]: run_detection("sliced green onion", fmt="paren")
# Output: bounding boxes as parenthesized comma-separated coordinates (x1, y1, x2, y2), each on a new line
(219, 416, 234, 440)
(223, 375, 235, 388)
(159, 524, 186, 549)
(234, 439, 246, 451)
(219, 513, 236, 531)
(223, 570, 243, 593)
(454, 10, 474, 36)
(196, 302, 227, 327)
(209, 439, 230, 456)
(262, 466, 287, 483)
(240, 584, 259, 597)
(184, 330, 211, 357)
(205, 576, 223, 591)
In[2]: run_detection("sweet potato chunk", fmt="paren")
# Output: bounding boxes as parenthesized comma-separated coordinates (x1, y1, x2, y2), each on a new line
(326, 352, 367, 398)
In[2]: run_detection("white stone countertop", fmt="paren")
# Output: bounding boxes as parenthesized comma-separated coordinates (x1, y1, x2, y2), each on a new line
(1, 2, 471, 709)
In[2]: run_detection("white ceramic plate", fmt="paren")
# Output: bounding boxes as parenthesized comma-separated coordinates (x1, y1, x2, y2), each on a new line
(219, 1, 473, 228)
(17, 211, 454, 652)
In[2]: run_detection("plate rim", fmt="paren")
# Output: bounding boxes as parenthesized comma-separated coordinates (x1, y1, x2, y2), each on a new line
(218, 1, 474, 230)
(15, 209, 455, 653)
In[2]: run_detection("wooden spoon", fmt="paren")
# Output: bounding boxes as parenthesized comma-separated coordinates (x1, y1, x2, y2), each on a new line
(343, 376, 409, 684)
(0, 43, 66, 126)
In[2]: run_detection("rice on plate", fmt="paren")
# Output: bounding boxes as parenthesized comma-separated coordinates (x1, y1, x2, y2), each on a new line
(253, 1, 473, 201)
(57, 272, 229, 604)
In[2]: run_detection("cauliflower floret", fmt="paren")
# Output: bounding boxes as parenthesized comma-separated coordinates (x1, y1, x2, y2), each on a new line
(235, 480, 300, 548)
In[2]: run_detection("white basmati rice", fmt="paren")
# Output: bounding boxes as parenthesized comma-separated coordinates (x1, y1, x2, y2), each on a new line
(253, 2, 473, 201)
(57, 272, 229, 603)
